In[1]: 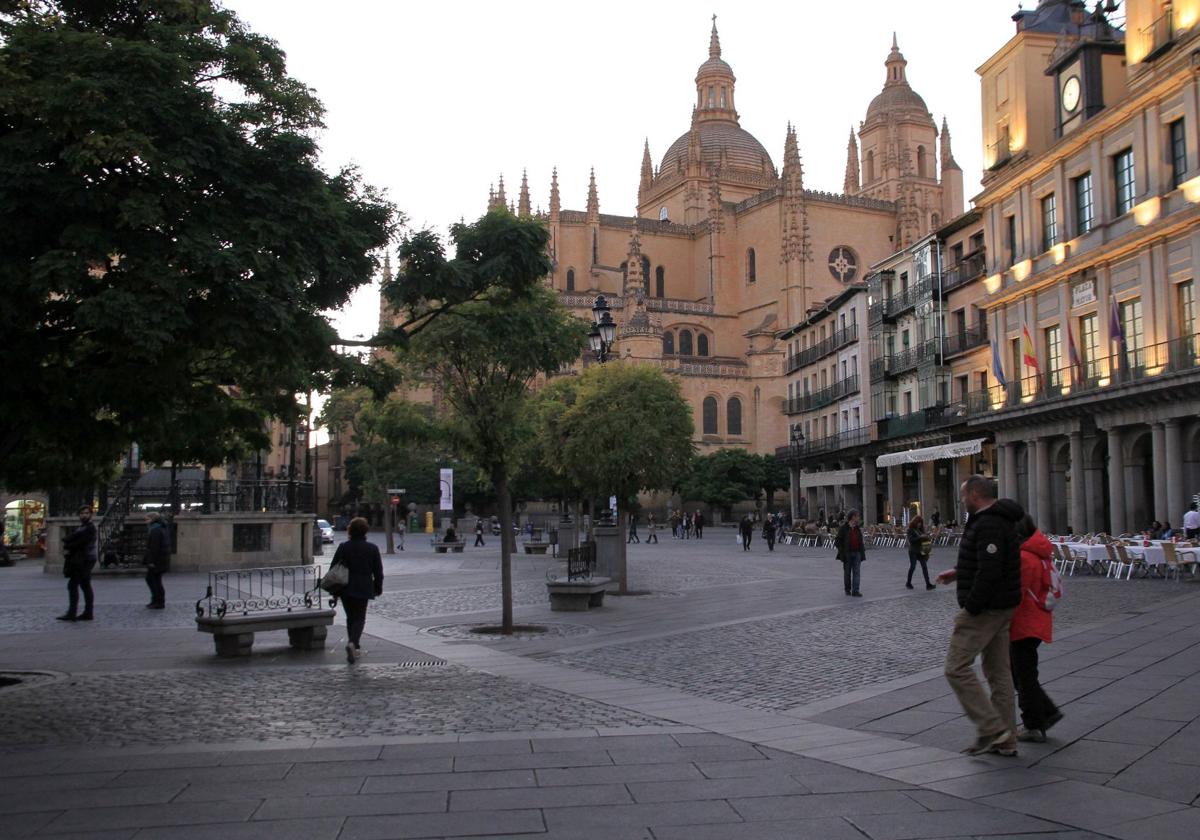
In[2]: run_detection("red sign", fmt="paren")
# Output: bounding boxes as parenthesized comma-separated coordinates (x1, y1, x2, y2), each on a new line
(390, 496, 400, 505)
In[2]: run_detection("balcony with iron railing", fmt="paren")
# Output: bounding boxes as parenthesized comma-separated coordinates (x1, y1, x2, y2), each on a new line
(942, 324, 989, 358)
(876, 402, 968, 441)
(783, 375, 860, 416)
(942, 250, 987, 293)
(784, 324, 859, 375)
(871, 338, 941, 380)
(1139, 8, 1175, 62)
(775, 426, 871, 463)
(965, 332, 1200, 419)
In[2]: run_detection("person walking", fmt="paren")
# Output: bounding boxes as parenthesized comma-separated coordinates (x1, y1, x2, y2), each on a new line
(906, 515, 935, 590)
(834, 510, 866, 596)
(669, 509, 680, 539)
(738, 514, 754, 551)
(395, 515, 406, 551)
(934, 476, 1023, 757)
(59, 505, 98, 621)
(1010, 514, 1062, 743)
(143, 512, 170, 609)
(330, 517, 384, 663)
(694, 510, 705, 539)
(627, 512, 641, 544)
(763, 515, 777, 551)
(1185, 502, 1200, 540)
(683, 513, 692, 540)
(474, 519, 485, 546)
(646, 513, 659, 544)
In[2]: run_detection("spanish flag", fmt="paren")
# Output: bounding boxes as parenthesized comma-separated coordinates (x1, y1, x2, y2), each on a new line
(1022, 323, 1041, 387)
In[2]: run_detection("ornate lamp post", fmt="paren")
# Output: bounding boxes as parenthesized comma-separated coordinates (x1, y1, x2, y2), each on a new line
(588, 295, 617, 363)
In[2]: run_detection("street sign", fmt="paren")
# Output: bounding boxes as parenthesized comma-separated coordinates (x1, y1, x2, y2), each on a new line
(386, 488, 406, 494)
(390, 496, 400, 505)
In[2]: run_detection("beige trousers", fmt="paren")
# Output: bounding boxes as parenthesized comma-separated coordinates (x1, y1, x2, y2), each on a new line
(944, 607, 1016, 740)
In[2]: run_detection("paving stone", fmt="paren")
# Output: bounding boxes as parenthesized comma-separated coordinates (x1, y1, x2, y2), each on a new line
(252, 790, 447, 819)
(846, 807, 1064, 839)
(926, 768, 1066, 799)
(979, 779, 1182, 833)
(450, 750, 616, 773)
(605, 743, 765, 765)
(42, 800, 260, 833)
(450, 782, 631, 811)
(116, 762, 292, 787)
(378, 740, 534, 760)
(0, 782, 183, 814)
(1037, 739, 1154, 774)
(541, 799, 742, 831)
(286, 757, 453, 779)
(652, 816, 869, 840)
(132, 817, 346, 840)
(628, 773, 812, 803)
(1106, 756, 1200, 804)
(729, 790, 927, 821)
(536, 762, 703, 787)
(341, 809, 545, 839)
(859, 709, 961, 735)
(175, 775, 366, 802)
(1086, 715, 1187, 747)
(361, 769, 538, 795)
(1105, 805, 1200, 840)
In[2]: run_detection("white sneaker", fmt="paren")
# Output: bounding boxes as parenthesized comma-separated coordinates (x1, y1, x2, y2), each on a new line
(345, 642, 356, 663)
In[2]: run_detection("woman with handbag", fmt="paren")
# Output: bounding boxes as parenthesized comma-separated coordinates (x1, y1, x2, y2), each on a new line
(328, 516, 383, 663)
(906, 515, 935, 590)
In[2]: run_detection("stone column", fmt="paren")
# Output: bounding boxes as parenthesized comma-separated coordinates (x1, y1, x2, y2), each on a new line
(1108, 427, 1126, 534)
(1165, 419, 1185, 527)
(887, 465, 903, 523)
(1002, 443, 1019, 502)
(1152, 423, 1169, 524)
(1034, 437, 1051, 530)
(1069, 431, 1086, 536)
(592, 522, 620, 588)
(789, 467, 800, 521)
(862, 457, 878, 525)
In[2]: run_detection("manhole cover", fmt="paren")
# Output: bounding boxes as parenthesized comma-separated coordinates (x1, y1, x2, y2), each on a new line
(421, 622, 594, 641)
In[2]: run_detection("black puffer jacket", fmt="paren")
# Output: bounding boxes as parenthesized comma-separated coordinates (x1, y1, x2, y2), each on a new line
(955, 498, 1023, 614)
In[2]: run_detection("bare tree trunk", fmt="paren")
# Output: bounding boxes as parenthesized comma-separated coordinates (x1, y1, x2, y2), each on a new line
(618, 506, 629, 594)
(496, 470, 514, 633)
(384, 494, 395, 554)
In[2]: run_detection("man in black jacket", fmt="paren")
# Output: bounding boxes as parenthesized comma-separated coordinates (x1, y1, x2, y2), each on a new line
(935, 476, 1023, 756)
(144, 513, 170, 609)
(59, 505, 97, 621)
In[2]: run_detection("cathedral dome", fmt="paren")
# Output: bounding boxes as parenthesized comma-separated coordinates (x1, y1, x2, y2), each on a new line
(863, 35, 933, 125)
(659, 121, 775, 175)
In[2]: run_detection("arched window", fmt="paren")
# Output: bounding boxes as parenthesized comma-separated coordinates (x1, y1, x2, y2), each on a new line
(641, 255, 651, 296)
(697, 334, 709, 356)
(566, 268, 575, 292)
(655, 266, 665, 298)
(917, 146, 927, 178)
(746, 248, 757, 282)
(702, 397, 718, 435)
(663, 332, 674, 355)
(679, 329, 693, 356)
(866, 150, 875, 184)
(727, 397, 742, 436)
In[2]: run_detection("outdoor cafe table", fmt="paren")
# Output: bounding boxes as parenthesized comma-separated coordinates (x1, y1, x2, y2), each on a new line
(1063, 543, 1110, 563)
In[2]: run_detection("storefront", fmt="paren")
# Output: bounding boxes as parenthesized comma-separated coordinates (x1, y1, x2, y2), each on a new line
(4, 497, 47, 548)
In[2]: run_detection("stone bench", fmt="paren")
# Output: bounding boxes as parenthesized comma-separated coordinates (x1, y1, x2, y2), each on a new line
(432, 540, 466, 553)
(196, 609, 336, 657)
(546, 576, 611, 611)
(523, 541, 551, 554)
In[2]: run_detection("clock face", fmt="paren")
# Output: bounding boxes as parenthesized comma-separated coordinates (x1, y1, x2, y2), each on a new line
(1062, 75, 1081, 113)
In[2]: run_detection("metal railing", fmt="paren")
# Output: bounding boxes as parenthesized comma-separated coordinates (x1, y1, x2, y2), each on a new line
(775, 426, 870, 462)
(783, 375, 860, 415)
(989, 135, 1012, 169)
(196, 565, 325, 619)
(785, 325, 859, 374)
(942, 251, 987, 293)
(876, 402, 968, 440)
(1139, 9, 1174, 62)
(874, 339, 941, 379)
(565, 542, 597, 581)
(965, 333, 1200, 417)
(942, 324, 989, 358)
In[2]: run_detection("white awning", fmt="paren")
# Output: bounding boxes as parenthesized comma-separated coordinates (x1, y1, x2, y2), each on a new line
(795, 468, 860, 489)
(875, 438, 987, 468)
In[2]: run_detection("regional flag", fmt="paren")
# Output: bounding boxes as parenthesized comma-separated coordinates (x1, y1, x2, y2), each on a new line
(1109, 294, 1127, 355)
(1066, 318, 1084, 384)
(991, 337, 1007, 388)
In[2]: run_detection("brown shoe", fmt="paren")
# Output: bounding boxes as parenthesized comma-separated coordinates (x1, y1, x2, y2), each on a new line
(963, 729, 1015, 756)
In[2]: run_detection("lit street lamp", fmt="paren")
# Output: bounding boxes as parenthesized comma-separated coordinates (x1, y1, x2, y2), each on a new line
(588, 295, 617, 363)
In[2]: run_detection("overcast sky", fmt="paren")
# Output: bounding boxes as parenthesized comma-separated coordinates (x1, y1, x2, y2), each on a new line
(224, 0, 1034, 342)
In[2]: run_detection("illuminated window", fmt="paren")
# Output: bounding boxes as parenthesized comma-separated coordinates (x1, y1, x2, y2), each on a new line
(1114, 148, 1135, 216)
(1074, 172, 1094, 236)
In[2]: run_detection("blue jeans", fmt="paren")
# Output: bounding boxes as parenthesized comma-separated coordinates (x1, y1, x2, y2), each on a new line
(843, 551, 863, 594)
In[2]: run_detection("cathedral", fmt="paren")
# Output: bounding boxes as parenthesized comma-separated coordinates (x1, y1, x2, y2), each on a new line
(488, 20, 964, 456)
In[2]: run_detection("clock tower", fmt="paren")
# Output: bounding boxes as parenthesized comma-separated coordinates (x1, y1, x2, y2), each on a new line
(1047, 9, 1125, 139)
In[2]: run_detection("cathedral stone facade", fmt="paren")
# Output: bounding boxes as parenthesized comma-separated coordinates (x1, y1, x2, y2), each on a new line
(496, 21, 964, 454)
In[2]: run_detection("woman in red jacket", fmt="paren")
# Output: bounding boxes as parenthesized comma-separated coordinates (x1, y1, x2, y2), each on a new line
(1010, 514, 1062, 742)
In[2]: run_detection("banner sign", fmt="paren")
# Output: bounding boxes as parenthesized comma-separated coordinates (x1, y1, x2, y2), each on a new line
(439, 469, 454, 511)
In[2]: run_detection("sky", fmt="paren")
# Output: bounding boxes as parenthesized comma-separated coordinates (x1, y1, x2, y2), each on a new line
(223, 0, 1033, 344)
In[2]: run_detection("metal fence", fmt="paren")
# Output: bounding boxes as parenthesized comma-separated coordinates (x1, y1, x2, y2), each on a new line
(195, 564, 325, 619)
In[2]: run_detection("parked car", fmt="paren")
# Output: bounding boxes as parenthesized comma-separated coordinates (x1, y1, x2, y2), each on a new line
(317, 519, 334, 543)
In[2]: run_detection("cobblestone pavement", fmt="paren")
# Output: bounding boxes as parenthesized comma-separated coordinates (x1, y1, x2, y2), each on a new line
(0, 663, 665, 749)
(546, 577, 1183, 712)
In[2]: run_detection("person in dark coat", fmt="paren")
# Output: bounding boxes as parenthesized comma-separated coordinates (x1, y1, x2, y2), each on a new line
(59, 505, 97, 621)
(935, 476, 1023, 757)
(762, 516, 777, 551)
(694, 510, 705, 539)
(738, 515, 753, 551)
(474, 519, 485, 546)
(834, 510, 866, 596)
(906, 515, 935, 590)
(330, 516, 384, 663)
(143, 512, 170, 609)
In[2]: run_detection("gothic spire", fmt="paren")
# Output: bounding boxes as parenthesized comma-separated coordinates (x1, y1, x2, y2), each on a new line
(709, 14, 721, 59)
(844, 126, 860, 194)
(518, 169, 531, 218)
(940, 117, 960, 171)
(624, 225, 645, 297)
(586, 168, 599, 223)
(549, 167, 560, 222)
(639, 139, 654, 203)
(885, 33, 909, 86)
(496, 174, 507, 207)
(781, 123, 811, 265)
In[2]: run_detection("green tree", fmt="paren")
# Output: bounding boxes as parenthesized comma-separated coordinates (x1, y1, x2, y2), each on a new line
(403, 216, 588, 632)
(758, 453, 791, 510)
(679, 449, 766, 519)
(0, 0, 399, 488)
(554, 364, 694, 592)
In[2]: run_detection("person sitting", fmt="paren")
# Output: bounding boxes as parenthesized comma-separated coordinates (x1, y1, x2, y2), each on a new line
(444, 527, 458, 543)
(1162, 521, 1175, 539)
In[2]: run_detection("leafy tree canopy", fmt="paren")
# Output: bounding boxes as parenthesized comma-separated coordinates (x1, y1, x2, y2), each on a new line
(679, 448, 767, 513)
(0, 0, 399, 489)
(553, 364, 695, 503)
